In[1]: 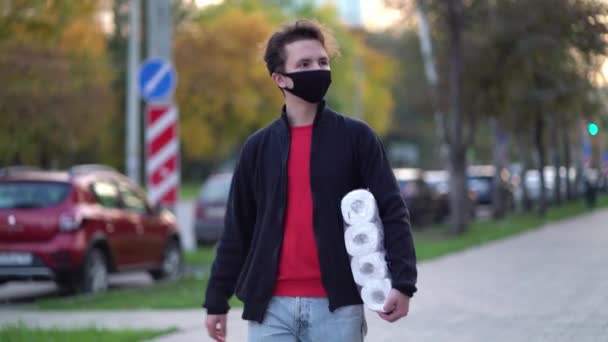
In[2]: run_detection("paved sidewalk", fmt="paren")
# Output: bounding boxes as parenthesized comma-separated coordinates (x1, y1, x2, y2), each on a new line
(2, 209, 608, 341)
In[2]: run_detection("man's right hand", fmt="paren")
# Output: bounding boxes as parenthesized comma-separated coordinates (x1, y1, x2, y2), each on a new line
(206, 314, 227, 342)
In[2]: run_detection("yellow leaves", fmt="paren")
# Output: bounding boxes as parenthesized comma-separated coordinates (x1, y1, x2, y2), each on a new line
(361, 42, 396, 135)
(326, 31, 395, 135)
(60, 18, 106, 58)
(175, 7, 282, 160)
(174, 4, 399, 162)
(0, 0, 115, 166)
(181, 115, 215, 157)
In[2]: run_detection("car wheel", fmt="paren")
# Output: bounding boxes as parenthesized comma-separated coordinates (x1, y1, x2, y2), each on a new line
(150, 240, 183, 281)
(78, 248, 109, 294)
(55, 274, 77, 294)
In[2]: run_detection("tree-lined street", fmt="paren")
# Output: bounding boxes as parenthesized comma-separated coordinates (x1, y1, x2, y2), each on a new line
(3, 0, 608, 340)
(3, 208, 607, 341)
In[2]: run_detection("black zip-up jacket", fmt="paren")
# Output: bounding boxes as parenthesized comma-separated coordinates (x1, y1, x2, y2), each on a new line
(203, 102, 417, 323)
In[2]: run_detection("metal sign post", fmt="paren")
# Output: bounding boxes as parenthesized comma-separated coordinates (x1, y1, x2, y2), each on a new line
(126, 0, 141, 185)
(139, 1, 179, 210)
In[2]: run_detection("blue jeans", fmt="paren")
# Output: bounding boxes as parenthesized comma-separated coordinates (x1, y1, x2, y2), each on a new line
(248, 296, 367, 342)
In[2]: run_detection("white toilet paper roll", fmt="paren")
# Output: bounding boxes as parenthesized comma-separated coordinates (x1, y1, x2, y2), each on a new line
(344, 223, 382, 257)
(350, 252, 388, 286)
(361, 278, 392, 312)
(341, 189, 378, 226)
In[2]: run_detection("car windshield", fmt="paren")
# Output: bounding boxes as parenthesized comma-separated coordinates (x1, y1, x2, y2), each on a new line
(429, 180, 449, 194)
(0, 181, 71, 209)
(200, 174, 232, 202)
(397, 180, 418, 197)
(468, 177, 491, 193)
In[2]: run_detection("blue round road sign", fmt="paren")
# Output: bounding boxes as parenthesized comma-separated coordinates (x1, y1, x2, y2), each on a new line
(138, 58, 177, 102)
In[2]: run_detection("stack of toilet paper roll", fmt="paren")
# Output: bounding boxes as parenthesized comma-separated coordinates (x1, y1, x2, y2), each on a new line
(341, 189, 392, 312)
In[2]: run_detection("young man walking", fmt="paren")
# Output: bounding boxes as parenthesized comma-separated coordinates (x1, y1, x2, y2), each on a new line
(204, 19, 417, 342)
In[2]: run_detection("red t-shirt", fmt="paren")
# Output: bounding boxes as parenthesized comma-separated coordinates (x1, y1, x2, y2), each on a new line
(273, 124, 327, 297)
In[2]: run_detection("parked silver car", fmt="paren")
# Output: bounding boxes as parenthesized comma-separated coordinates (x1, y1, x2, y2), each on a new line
(193, 173, 232, 245)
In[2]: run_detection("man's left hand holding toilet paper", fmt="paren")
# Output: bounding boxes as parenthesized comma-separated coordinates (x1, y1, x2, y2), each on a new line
(378, 289, 410, 323)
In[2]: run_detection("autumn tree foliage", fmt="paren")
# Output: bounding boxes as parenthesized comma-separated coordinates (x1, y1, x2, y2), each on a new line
(0, 0, 117, 167)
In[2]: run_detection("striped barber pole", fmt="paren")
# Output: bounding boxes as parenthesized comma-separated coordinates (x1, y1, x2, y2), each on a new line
(146, 103, 179, 206)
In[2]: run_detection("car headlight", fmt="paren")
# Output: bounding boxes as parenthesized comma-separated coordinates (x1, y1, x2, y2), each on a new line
(58, 211, 83, 232)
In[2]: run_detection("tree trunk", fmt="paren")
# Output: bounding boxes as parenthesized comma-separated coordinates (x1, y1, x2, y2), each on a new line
(516, 132, 532, 212)
(575, 119, 586, 200)
(534, 114, 547, 216)
(563, 123, 573, 200)
(491, 118, 505, 219)
(549, 114, 562, 205)
(12, 152, 22, 165)
(415, 0, 449, 165)
(446, 0, 468, 234)
(448, 145, 469, 233)
(39, 141, 50, 169)
(516, 134, 532, 213)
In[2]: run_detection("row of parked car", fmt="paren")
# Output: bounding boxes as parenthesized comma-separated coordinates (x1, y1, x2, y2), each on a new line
(193, 165, 516, 245)
(2, 162, 581, 292)
(0, 165, 183, 294)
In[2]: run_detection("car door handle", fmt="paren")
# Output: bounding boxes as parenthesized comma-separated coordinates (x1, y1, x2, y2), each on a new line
(106, 223, 115, 233)
(136, 224, 144, 235)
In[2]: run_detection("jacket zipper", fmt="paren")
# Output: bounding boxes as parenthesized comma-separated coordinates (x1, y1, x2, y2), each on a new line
(309, 119, 332, 308)
(269, 124, 290, 299)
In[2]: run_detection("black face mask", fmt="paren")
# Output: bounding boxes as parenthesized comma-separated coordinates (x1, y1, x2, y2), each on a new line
(281, 69, 332, 103)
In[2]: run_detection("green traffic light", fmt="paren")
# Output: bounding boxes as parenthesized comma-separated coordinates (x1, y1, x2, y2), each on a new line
(588, 122, 599, 136)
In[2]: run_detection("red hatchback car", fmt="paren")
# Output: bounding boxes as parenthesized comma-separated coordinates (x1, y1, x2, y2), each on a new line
(0, 165, 183, 294)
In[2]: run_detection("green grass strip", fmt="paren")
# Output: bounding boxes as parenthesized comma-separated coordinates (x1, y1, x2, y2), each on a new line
(414, 196, 608, 261)
(0, 324, 175, 342)
(180, 182, 200, 200)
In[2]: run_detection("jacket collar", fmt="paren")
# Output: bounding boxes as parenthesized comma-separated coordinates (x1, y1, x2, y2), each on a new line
(280, 100, 327, 129)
